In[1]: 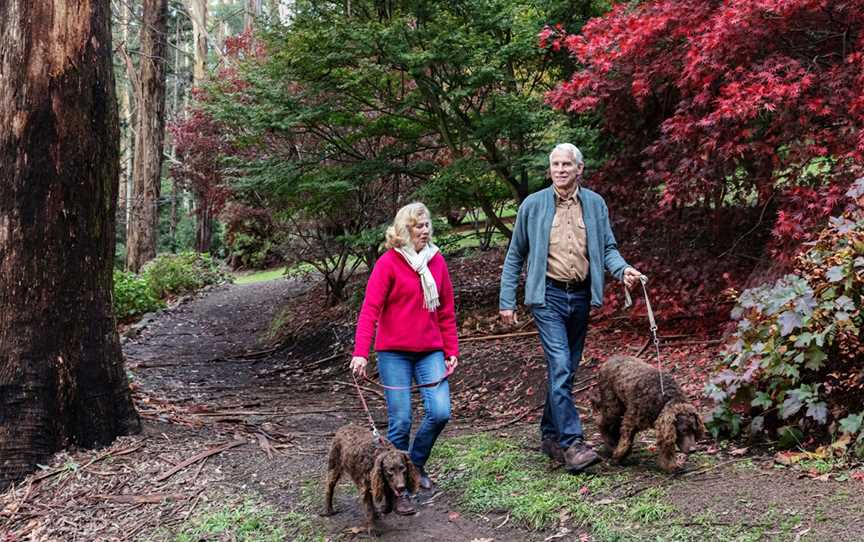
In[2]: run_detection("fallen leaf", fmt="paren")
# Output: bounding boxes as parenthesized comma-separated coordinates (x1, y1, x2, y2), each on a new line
(448, 511, 461, 522)
(729, 447, 749, 457)
(851, 471, 864, 482)
(774, 451, 804, 465)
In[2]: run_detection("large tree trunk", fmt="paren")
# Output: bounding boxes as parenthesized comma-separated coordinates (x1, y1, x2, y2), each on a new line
(0, 0, 141, 490)
(126, 0, 169, 272)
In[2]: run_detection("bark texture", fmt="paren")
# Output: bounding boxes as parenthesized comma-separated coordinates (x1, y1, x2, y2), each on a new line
(126, 0, 168, 272)
(0, 0, 141, 490)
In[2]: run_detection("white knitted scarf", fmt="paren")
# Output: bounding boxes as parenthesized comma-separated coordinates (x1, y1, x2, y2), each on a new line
(395, 243, 440, 312)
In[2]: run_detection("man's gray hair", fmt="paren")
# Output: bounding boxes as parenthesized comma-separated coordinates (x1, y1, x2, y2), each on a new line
(549, 143, 583, 165)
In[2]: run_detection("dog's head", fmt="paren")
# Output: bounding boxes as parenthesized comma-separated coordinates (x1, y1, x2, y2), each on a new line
(655, 402, 705, 472)
(673, 406, 705, 453)
(371, 449, 420, 501)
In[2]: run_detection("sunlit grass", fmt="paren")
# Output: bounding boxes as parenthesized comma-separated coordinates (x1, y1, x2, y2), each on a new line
(234, 266, 289, 285)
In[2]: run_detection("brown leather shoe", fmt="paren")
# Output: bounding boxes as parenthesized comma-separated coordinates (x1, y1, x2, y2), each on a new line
(394, 494, 416, 515)
(564, 441, 600, 473)
(540, 438, 565, 463)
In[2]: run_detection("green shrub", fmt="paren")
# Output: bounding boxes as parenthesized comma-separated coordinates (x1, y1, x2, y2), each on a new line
(142, 251, 228, 298)
(113, 270, 164, 320)
(706, 185, 864, 454)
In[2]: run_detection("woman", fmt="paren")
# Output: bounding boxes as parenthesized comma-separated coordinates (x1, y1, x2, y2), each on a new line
(351, 202, 459, 514)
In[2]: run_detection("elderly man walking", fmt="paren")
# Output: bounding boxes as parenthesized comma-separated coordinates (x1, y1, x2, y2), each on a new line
(499, 143, 643, 473)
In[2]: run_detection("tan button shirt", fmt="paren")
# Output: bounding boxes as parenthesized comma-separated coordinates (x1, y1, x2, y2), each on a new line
(546, 186, 589, 282)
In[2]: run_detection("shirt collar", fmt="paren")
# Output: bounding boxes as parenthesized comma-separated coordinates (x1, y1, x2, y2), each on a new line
(553, 185, 580, 203)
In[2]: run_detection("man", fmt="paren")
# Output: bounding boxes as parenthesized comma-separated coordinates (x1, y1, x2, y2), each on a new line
(499, 143, 642, 473)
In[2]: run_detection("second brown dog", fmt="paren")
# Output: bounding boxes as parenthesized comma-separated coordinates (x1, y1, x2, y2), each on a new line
(590, 355, 705, 472)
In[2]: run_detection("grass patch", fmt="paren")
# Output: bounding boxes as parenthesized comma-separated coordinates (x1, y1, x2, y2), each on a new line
(234, 267, 289, 285)
(428, 434, 793, 542)
(162, 496, 326, 542)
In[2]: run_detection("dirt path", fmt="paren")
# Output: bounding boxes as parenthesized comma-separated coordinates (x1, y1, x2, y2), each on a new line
(119, 277, 538, 541)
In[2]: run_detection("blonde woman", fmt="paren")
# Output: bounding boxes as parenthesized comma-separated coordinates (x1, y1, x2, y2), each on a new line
(351, 202, 459, 513)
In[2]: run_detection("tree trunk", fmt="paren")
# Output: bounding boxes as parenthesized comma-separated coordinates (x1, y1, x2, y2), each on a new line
(195, 203, 213, 253)
(245, 0, 260, 31)
(0, 0, 141, 490)
(126, 0, 169, 272)
(118, 1, 133, 239)
(189, 0, 207, 85)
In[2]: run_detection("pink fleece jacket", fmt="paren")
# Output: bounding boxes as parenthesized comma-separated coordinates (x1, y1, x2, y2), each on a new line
(353, 249, 459, 359)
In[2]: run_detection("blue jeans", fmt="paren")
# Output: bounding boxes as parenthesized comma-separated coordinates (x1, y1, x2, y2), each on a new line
(531, 279, 591, 449)
(377, 350, 451, 467)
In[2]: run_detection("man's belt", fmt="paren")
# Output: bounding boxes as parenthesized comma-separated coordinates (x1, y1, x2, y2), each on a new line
(547, 276, 590, 292)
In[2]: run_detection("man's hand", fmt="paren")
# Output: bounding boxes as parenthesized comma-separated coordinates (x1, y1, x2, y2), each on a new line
(623, 267, 644, 290)
(499, 309, 518, 326)
(350, 356, 368, 377)
(446, 356, 459, 371)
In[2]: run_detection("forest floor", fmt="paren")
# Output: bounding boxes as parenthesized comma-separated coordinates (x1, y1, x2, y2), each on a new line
(2, 248, 864, 542)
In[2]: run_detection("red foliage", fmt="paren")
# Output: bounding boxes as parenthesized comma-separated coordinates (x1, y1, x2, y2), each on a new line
(546, 0, 864, 257)
(168, 109, 232, 221)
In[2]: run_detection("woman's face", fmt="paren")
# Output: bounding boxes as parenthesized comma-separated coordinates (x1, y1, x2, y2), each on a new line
(410, 216, 431, 251)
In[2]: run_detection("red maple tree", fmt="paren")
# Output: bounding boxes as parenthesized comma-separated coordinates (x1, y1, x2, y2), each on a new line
(546, 0, 864, 260)
(168, 109, 233, 252)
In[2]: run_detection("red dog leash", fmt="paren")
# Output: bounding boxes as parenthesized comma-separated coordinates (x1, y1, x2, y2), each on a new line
(351, 372, 387, 446)
(351, 363, 455, 446)
(362, 364, 455, 391)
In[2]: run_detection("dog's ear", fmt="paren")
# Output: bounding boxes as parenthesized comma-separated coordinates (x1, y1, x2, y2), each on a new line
(654, 403, 682, 472)
(371, 453, 387, 501)
(693, 411, 707, 440)
(404, 453, 421, 494)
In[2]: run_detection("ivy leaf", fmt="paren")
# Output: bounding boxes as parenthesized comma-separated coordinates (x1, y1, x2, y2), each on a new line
(781, 394, 803, 419)
(839, 413, 864, 435)
(825, 266, 845, 282)
(794, 332, 813, 347)
(751, 392, 773, 410)
(804, 348, 827, 371)
(778, 310, 802, 336)
(805, 401, 828, 424)
(836, 295, 854, 312)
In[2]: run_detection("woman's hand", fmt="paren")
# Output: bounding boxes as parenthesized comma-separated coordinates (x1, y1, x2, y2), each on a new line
(350, 356, 368, 377)
(446, 356, 459, 372)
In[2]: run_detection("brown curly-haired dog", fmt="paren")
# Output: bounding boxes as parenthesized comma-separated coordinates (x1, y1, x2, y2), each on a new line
(590, 355, 705, 472)
(323, 424, 420, 534)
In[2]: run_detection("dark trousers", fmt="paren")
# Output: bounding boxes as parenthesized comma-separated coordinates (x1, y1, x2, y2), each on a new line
(531, 278, 591, 449)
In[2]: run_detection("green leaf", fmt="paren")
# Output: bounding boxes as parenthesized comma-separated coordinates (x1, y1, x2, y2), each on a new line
(839, 413, 864, 435)
(751, 392, 774, 410)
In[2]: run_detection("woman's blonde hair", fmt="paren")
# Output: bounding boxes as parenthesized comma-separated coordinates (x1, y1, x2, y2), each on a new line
(385, 202, 433, 249)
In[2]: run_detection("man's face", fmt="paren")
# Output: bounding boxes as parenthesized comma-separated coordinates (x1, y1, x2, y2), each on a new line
(549, 149, 584, 193)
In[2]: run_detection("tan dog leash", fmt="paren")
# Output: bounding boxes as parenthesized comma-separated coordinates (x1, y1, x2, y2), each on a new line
(623, 275, 665, 397)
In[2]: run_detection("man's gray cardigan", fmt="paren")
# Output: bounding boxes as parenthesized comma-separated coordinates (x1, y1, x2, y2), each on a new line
(499, 186, 629, 309)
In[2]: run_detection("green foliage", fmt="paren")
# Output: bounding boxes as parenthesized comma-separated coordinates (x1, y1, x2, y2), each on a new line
(198, 0, 608, 305)
(228, 232, 272, 269)
(706, 193, 864, 453)
(112, 270, 164, 321)
(142, 252, 229, 299)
